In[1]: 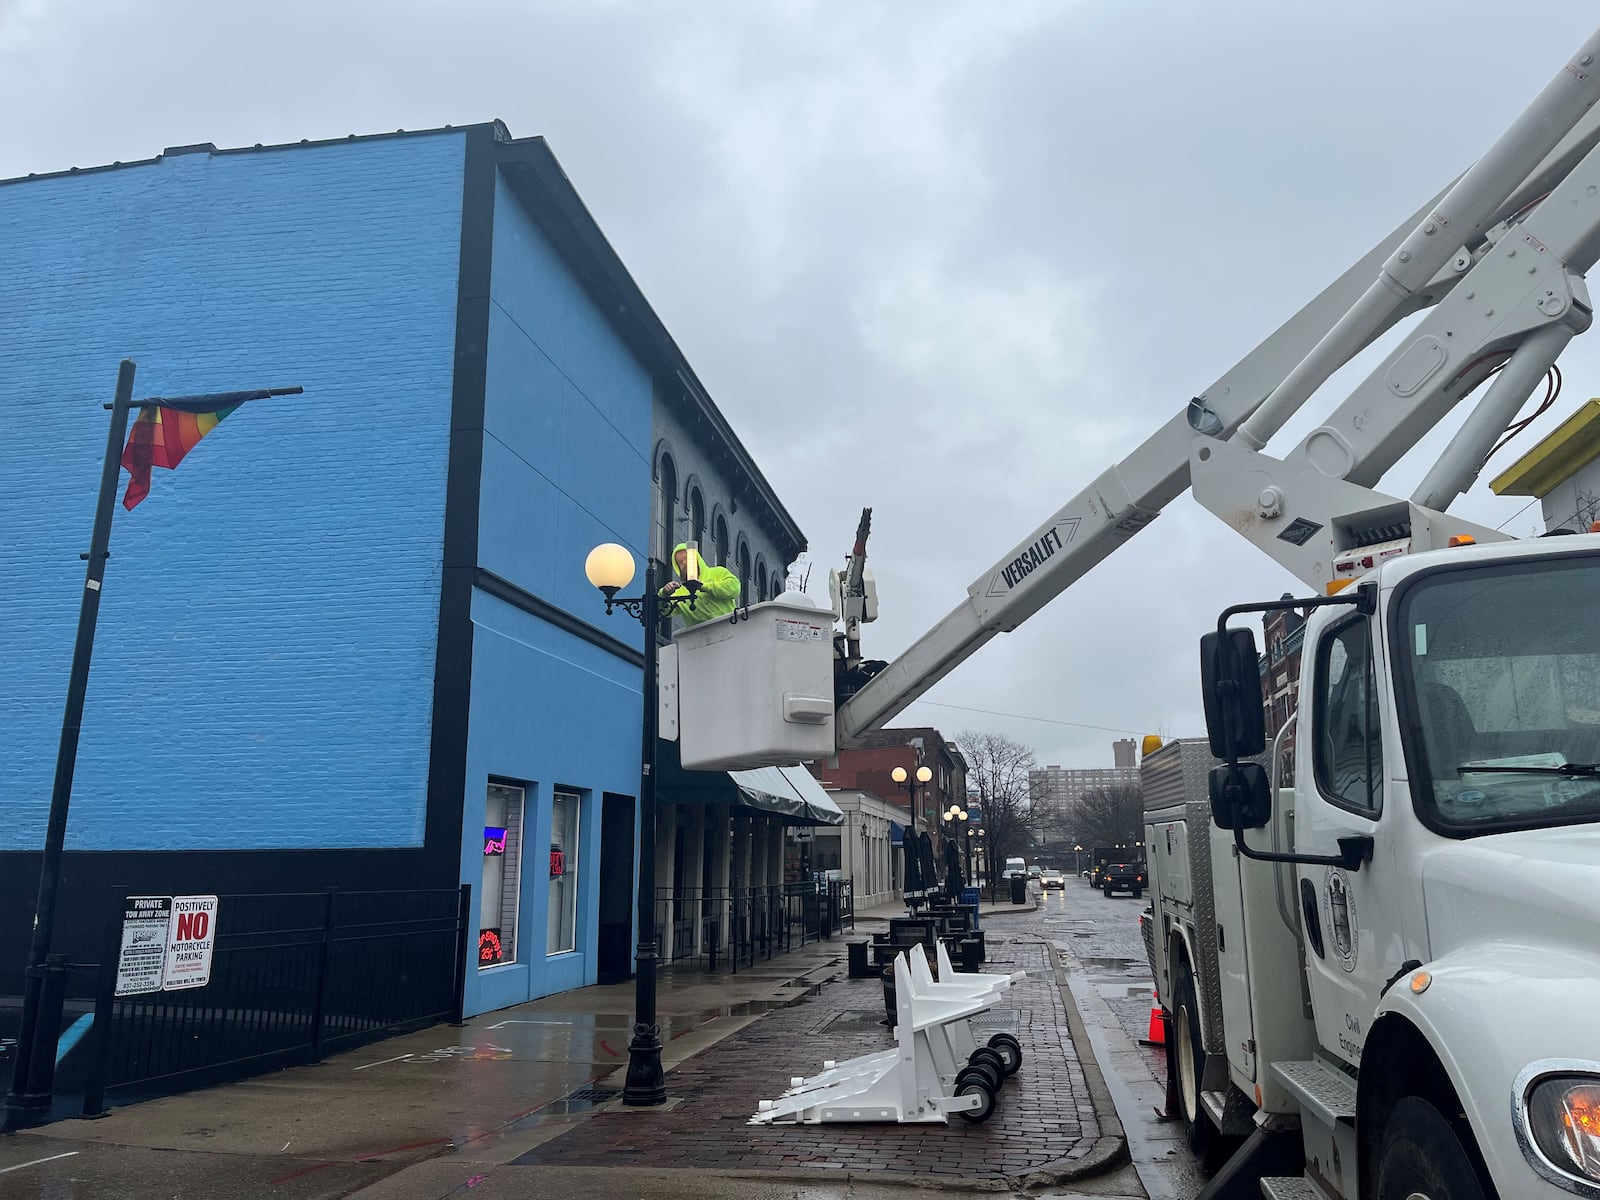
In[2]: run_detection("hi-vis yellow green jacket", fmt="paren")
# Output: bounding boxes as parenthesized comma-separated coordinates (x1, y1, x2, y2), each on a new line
(664, 543, 740, 626)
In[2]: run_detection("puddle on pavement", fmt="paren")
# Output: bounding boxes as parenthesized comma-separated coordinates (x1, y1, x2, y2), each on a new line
(693, 998, 791, 1022)
(1096, 982, 1155, 1000)
(1078, 956, 1140, 973)
(498, 1085, 624, 1130)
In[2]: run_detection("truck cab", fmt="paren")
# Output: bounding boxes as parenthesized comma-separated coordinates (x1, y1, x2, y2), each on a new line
(1156, 534, 1600, 1199)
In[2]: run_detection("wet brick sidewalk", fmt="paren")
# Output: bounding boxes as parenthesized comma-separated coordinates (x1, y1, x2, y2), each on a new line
(517, 930, 1101, 1181)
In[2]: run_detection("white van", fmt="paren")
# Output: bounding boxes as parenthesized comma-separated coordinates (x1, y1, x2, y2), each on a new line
(1002, 857, 1027, 879)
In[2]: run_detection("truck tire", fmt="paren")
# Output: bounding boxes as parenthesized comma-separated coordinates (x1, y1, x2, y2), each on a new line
(1374, 1096, 1489, 1200)
(1173, 961, 1217, 1160)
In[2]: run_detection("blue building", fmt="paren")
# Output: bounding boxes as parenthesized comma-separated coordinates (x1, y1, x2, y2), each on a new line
(0, 122, 810, 1020)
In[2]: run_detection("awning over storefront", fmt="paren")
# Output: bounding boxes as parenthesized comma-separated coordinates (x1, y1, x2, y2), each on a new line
(888, 821, 905, 847)
(728, 766, 845, 826)
(655, 740, 844, 825)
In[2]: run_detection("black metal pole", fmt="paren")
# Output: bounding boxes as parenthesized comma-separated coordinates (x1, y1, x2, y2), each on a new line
(902, 779, 916, 913)
(4, 361, 136, 1131)
(81, 885, 127, 1119)
(623, 560, 666, 1106)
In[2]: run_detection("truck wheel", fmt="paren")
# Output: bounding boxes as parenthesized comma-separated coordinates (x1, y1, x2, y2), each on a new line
(1173, 962, 1217, 1160)
(1374, 1096, 1488, 1200)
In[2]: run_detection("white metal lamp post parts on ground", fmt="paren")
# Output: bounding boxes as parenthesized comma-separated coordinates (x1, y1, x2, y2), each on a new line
(584, 540, 701, 1106)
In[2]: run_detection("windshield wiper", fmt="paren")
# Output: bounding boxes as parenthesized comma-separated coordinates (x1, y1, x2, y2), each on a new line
(1458, 762, 1600, 777)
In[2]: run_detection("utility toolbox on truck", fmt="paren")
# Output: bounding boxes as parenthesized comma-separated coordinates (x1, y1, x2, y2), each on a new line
(1141, 738, 1316, 1148)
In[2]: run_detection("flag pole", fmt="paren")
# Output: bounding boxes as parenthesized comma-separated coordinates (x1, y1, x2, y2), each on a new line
(4, 360, 138, 1130)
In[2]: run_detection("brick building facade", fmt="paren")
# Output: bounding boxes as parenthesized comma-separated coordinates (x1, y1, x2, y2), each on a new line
(1259, 596, 1308, 782)
(808, 728, 966, 847)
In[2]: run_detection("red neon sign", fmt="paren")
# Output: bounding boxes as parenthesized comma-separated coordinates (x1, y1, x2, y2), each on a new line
(479, 929, 503, 965)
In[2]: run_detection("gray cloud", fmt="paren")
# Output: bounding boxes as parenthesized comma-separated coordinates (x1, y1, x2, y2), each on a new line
(5, 0, 1598, 769)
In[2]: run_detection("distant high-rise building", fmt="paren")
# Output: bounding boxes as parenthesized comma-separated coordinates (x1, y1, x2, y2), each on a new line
(1028, 740, 1141, 839)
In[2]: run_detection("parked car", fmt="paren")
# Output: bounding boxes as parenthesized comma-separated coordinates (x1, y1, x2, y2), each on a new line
(1039, 869, 1066, 890)
(1100, 862, 1145, 898)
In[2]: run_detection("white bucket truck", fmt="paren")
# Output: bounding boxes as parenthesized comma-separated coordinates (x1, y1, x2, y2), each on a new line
(657, 25, 1600, 1197)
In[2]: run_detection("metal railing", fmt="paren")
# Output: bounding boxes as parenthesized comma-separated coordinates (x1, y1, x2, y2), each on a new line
(77, 885, 469, 1115)
(655, 879, 855, 973)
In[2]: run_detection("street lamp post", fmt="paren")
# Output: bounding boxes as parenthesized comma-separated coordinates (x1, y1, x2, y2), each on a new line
(942, 804, 972, 892)
(889, 763, 932, 834)
(584, 541, 701, 1107)
(889, 763, 931, 910)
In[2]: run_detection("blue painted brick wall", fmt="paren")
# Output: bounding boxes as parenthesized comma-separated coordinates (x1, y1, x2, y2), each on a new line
(462, 170, 653, 1010)
(478, 171, 653, 606)
(0, 133, 466, 851)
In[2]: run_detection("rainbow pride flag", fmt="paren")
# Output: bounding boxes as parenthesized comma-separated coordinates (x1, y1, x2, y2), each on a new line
(119, 399, 240, 510)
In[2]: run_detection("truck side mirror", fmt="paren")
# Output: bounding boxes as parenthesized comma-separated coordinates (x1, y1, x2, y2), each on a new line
(1200, 628, 1266, 759)
(1208, 762, 1272, 830)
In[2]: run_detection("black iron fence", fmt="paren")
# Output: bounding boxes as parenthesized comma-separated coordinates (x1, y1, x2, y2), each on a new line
(655, 879, 854, 973)
(77, 885, 469, 1115)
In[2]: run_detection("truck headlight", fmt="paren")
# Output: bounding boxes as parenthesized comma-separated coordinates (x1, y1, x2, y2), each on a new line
(1526, 1074, 1600, 1185)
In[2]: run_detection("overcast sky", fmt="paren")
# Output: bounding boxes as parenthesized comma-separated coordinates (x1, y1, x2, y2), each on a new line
(6, 1, 1599, 771)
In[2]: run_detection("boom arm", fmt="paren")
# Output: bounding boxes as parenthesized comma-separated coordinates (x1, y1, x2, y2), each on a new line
(838, 28, 1600, 747)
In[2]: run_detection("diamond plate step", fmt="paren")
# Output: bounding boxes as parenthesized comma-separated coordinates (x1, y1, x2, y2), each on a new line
(1202, 1087, 1257, 1136)
(1272, 1058, 1357, 1125)
(1260, 1178, 1330, 1200)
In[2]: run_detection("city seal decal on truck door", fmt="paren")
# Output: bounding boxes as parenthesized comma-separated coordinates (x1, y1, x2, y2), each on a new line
(1325, 868, 1358, 973)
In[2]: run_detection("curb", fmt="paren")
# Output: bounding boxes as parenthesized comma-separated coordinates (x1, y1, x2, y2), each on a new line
(978, 901, 1038, 917)
(1004, 936, 1131, 1190)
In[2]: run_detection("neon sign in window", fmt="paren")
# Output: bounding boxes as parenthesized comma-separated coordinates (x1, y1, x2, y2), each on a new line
(479, 928, 503, 965)
(480, 784, 523, 968)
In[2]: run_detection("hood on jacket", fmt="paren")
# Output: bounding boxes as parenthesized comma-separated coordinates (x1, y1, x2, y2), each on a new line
(673, 542, 711, 579)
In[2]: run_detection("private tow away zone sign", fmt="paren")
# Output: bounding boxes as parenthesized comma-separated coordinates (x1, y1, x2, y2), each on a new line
(114, 894, 219, 996)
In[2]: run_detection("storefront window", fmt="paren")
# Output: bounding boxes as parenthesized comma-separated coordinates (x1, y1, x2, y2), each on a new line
(480, 782, 525, 968)
(548, 790, 580, 955)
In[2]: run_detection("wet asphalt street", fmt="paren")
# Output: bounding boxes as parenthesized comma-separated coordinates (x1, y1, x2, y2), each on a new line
(1035, 878, 1212, 1200)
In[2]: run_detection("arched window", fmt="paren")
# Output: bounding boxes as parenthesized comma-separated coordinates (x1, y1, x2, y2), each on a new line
(756, 559, 768, 603)
(714, 515, 730, 568)
(657, 454, 678, 566)
(688, 487, 706, 551)
(736, 541, 752, 598)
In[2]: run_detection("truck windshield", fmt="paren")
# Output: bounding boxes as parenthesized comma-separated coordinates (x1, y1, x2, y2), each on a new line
(1395, 555, 1600, 835)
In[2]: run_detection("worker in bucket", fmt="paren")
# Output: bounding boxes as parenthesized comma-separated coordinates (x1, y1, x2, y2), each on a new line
(661, 541, 740, 625)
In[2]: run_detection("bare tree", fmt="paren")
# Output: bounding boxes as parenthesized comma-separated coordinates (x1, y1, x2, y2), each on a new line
(958, 731, 1037, 896)
(1073, 783, 1145, 851)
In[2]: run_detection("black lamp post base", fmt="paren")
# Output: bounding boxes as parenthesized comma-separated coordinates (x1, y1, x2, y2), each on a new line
(621, 1026, 667, 1106)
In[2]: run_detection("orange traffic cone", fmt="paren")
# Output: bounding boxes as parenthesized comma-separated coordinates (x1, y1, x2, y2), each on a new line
(1142, 993, 1166, 1046)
